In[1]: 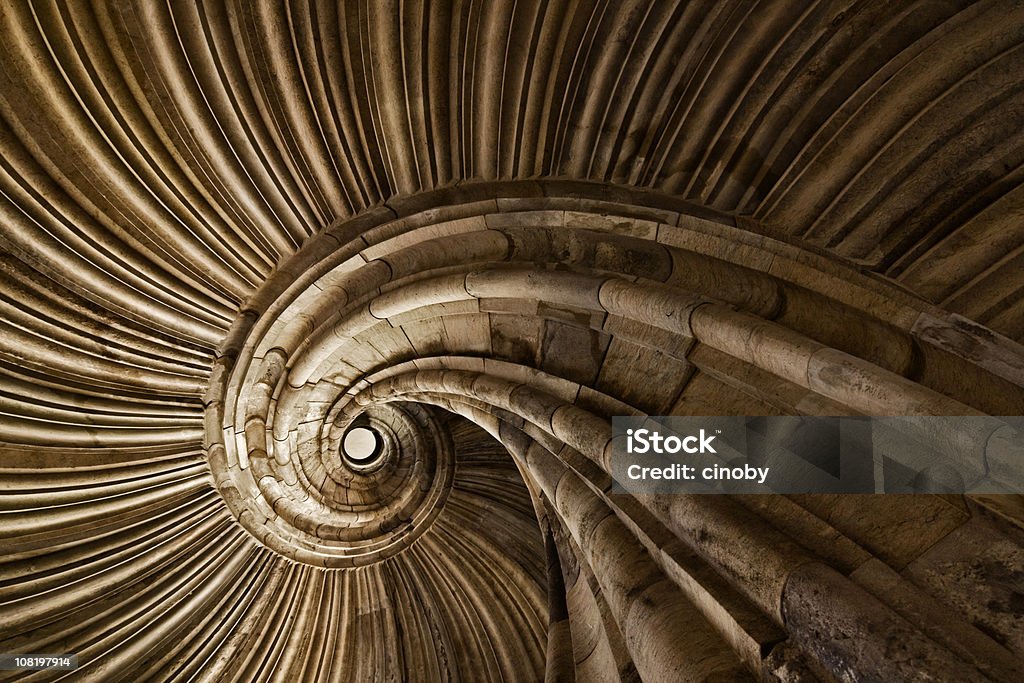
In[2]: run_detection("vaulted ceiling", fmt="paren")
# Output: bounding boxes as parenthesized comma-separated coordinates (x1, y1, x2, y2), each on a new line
(2, 2, 1024, 682)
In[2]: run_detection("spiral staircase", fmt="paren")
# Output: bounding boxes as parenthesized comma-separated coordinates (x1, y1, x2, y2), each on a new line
(2, 2, 1024, 681)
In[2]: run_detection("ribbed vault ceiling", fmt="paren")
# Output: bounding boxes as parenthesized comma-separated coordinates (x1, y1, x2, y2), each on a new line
(2, 2, 1024, 682)
(3, 0, 1024, 340)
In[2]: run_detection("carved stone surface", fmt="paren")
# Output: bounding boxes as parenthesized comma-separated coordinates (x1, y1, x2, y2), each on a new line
(2, 2, 1024, 682)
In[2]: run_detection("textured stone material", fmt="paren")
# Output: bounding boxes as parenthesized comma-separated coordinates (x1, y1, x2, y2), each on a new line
(782, 563, 990, 682)
(2, 3, 1024, 682)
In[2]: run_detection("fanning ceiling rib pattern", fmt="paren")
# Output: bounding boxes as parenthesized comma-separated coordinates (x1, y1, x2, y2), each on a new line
(2, 2, 1024, 682)
(3, 1, 1024, 338)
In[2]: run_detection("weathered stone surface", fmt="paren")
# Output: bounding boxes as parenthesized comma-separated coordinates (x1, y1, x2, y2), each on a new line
(3, 4, 1024, 682)
(783, 563, 990, 683)
(905, 518, 1024, 659)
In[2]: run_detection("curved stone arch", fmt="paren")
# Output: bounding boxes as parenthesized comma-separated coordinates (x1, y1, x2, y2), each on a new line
(200, 180, 1024, 680)
(3, 4, 1024, 681)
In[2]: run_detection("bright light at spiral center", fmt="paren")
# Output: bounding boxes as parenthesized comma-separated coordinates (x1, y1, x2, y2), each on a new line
(343, 427, 380, 463)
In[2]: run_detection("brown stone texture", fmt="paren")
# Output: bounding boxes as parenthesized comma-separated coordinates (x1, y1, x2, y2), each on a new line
(2, 2, 1024, 681)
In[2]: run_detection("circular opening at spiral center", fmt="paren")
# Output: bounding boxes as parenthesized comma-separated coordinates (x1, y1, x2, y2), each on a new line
(343, 426, 381, 466)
